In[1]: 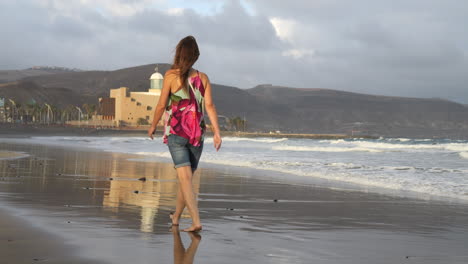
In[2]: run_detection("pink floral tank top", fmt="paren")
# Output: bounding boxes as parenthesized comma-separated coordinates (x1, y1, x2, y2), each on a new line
(163, 71, 206, 147)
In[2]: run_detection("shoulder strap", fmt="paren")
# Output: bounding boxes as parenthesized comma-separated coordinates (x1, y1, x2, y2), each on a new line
(187, 69, 199, 95)
(188, 78, 197, 97)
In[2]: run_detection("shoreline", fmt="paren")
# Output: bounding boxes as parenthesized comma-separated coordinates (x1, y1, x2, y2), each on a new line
(1, 134, 467, 204)
(2, 123, 465, 140)
(214, 131, 378, 139)
(0, 123, 377, 139)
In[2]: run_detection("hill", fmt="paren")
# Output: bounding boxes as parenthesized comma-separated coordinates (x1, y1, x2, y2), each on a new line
(0, 81, 94, 107)
(210, 83, 294, 132)
(0, 67, 81, 84)
(248, 85, 468, 137)
(1, 64, 468, 138)
(24, 64, 172, 98)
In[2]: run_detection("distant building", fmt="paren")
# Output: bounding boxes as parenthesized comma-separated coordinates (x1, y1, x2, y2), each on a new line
(98, 97, 115, 120)
(0, 98, 5, 122)
(96, 67, 163, 126)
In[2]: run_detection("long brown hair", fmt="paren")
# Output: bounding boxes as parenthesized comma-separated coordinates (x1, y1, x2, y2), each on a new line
(171, 36, 200, 93)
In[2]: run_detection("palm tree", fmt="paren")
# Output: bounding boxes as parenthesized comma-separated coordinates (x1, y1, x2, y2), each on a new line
(82, 103, 97, 120)
(229, 116, 247, 131)
(50, 104, 59, 124)
(89, 104, 96, 119)
(7, 99, 16, 123)
(40, 104, 48, 124)
(63, 105, 77, 123)
(32, 103, 42, 123)
(15, 103, 23, 123)
(54, 107, 64, 124)
(25, 102, 36, 123)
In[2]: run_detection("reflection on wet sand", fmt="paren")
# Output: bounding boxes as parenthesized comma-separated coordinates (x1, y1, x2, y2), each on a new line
(0, 143, 203, 234)
(3, 142, 468, 264)
(103, 156, 200, 233)
(172, 227, 201, 264)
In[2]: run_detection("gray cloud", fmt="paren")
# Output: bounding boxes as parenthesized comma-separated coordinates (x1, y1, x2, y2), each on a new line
(127, 1, 282, 51)
(0, 0, 467, 103)
(246, 0, 468, 102)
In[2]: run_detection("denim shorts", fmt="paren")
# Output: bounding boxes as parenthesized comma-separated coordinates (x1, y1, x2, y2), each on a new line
(167, 134, 204, 171)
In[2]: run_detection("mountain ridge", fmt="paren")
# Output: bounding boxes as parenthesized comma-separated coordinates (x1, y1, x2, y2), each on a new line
(1, 63, 467, 138)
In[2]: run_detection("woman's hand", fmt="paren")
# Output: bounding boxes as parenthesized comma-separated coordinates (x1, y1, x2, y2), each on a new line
(148, 126, 156, 140)
(213, 133, 222, 151)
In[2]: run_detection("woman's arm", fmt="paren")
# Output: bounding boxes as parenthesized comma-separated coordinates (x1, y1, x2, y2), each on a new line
(148, 72, 174, 139)
(202, 73, 222, 151)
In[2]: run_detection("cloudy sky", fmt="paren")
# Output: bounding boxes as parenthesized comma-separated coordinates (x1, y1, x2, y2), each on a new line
(1, 0, 467, 102)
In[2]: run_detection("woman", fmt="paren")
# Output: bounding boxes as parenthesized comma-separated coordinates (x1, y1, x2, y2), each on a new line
(148, 36, 222, 232)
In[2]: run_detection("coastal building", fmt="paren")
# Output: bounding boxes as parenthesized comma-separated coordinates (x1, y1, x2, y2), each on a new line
(96, 67, 164, 126)
(97, 97, 115, 121)
(0, 98, 5, 122)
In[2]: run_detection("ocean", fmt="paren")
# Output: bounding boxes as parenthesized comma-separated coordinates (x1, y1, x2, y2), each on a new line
(1, 135, 468, 203)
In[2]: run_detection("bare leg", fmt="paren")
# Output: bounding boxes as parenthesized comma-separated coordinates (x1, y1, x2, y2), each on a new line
(170, 184, 185, 225)
(176, 166, 202, 232)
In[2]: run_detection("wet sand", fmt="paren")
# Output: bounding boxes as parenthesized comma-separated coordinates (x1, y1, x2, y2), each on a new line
(1, 140, 468, 263)
(0, 207, 109, 264)
(0, 150, 27, 159)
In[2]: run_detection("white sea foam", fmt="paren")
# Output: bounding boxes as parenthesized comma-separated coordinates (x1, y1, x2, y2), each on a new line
(198, 155, 468, 202)
(205, 137, 288, 143)
(443, 144, 468, 152)
(2, 135, 468, 202)
(352, 141, 439, 150)
(203, 158, 256, 168)
(324, 162, 364, 169)
(272, 145, 382, 153)
(339, 141, 468, 153)
(381, 166, 414, 171)
(135, 152, 171, 158)
(395, 138, 412, 142)
(328, 139, 346, 144)
(460, 152, 468, 160)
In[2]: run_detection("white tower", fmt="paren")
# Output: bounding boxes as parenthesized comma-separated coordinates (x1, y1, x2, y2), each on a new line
(149, 66, 163, 95)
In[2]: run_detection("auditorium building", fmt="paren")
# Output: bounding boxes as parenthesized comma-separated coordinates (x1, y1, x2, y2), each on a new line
(97, 67, 164, 127)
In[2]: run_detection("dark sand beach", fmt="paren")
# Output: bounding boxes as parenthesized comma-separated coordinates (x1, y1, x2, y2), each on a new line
(1, 139, 468, 263)
(0, 206, 109, 264)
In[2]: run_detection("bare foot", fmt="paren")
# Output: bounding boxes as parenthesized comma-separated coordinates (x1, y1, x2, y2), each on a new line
(182, 225, 202, 232)
(169, 212, 180, 226)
